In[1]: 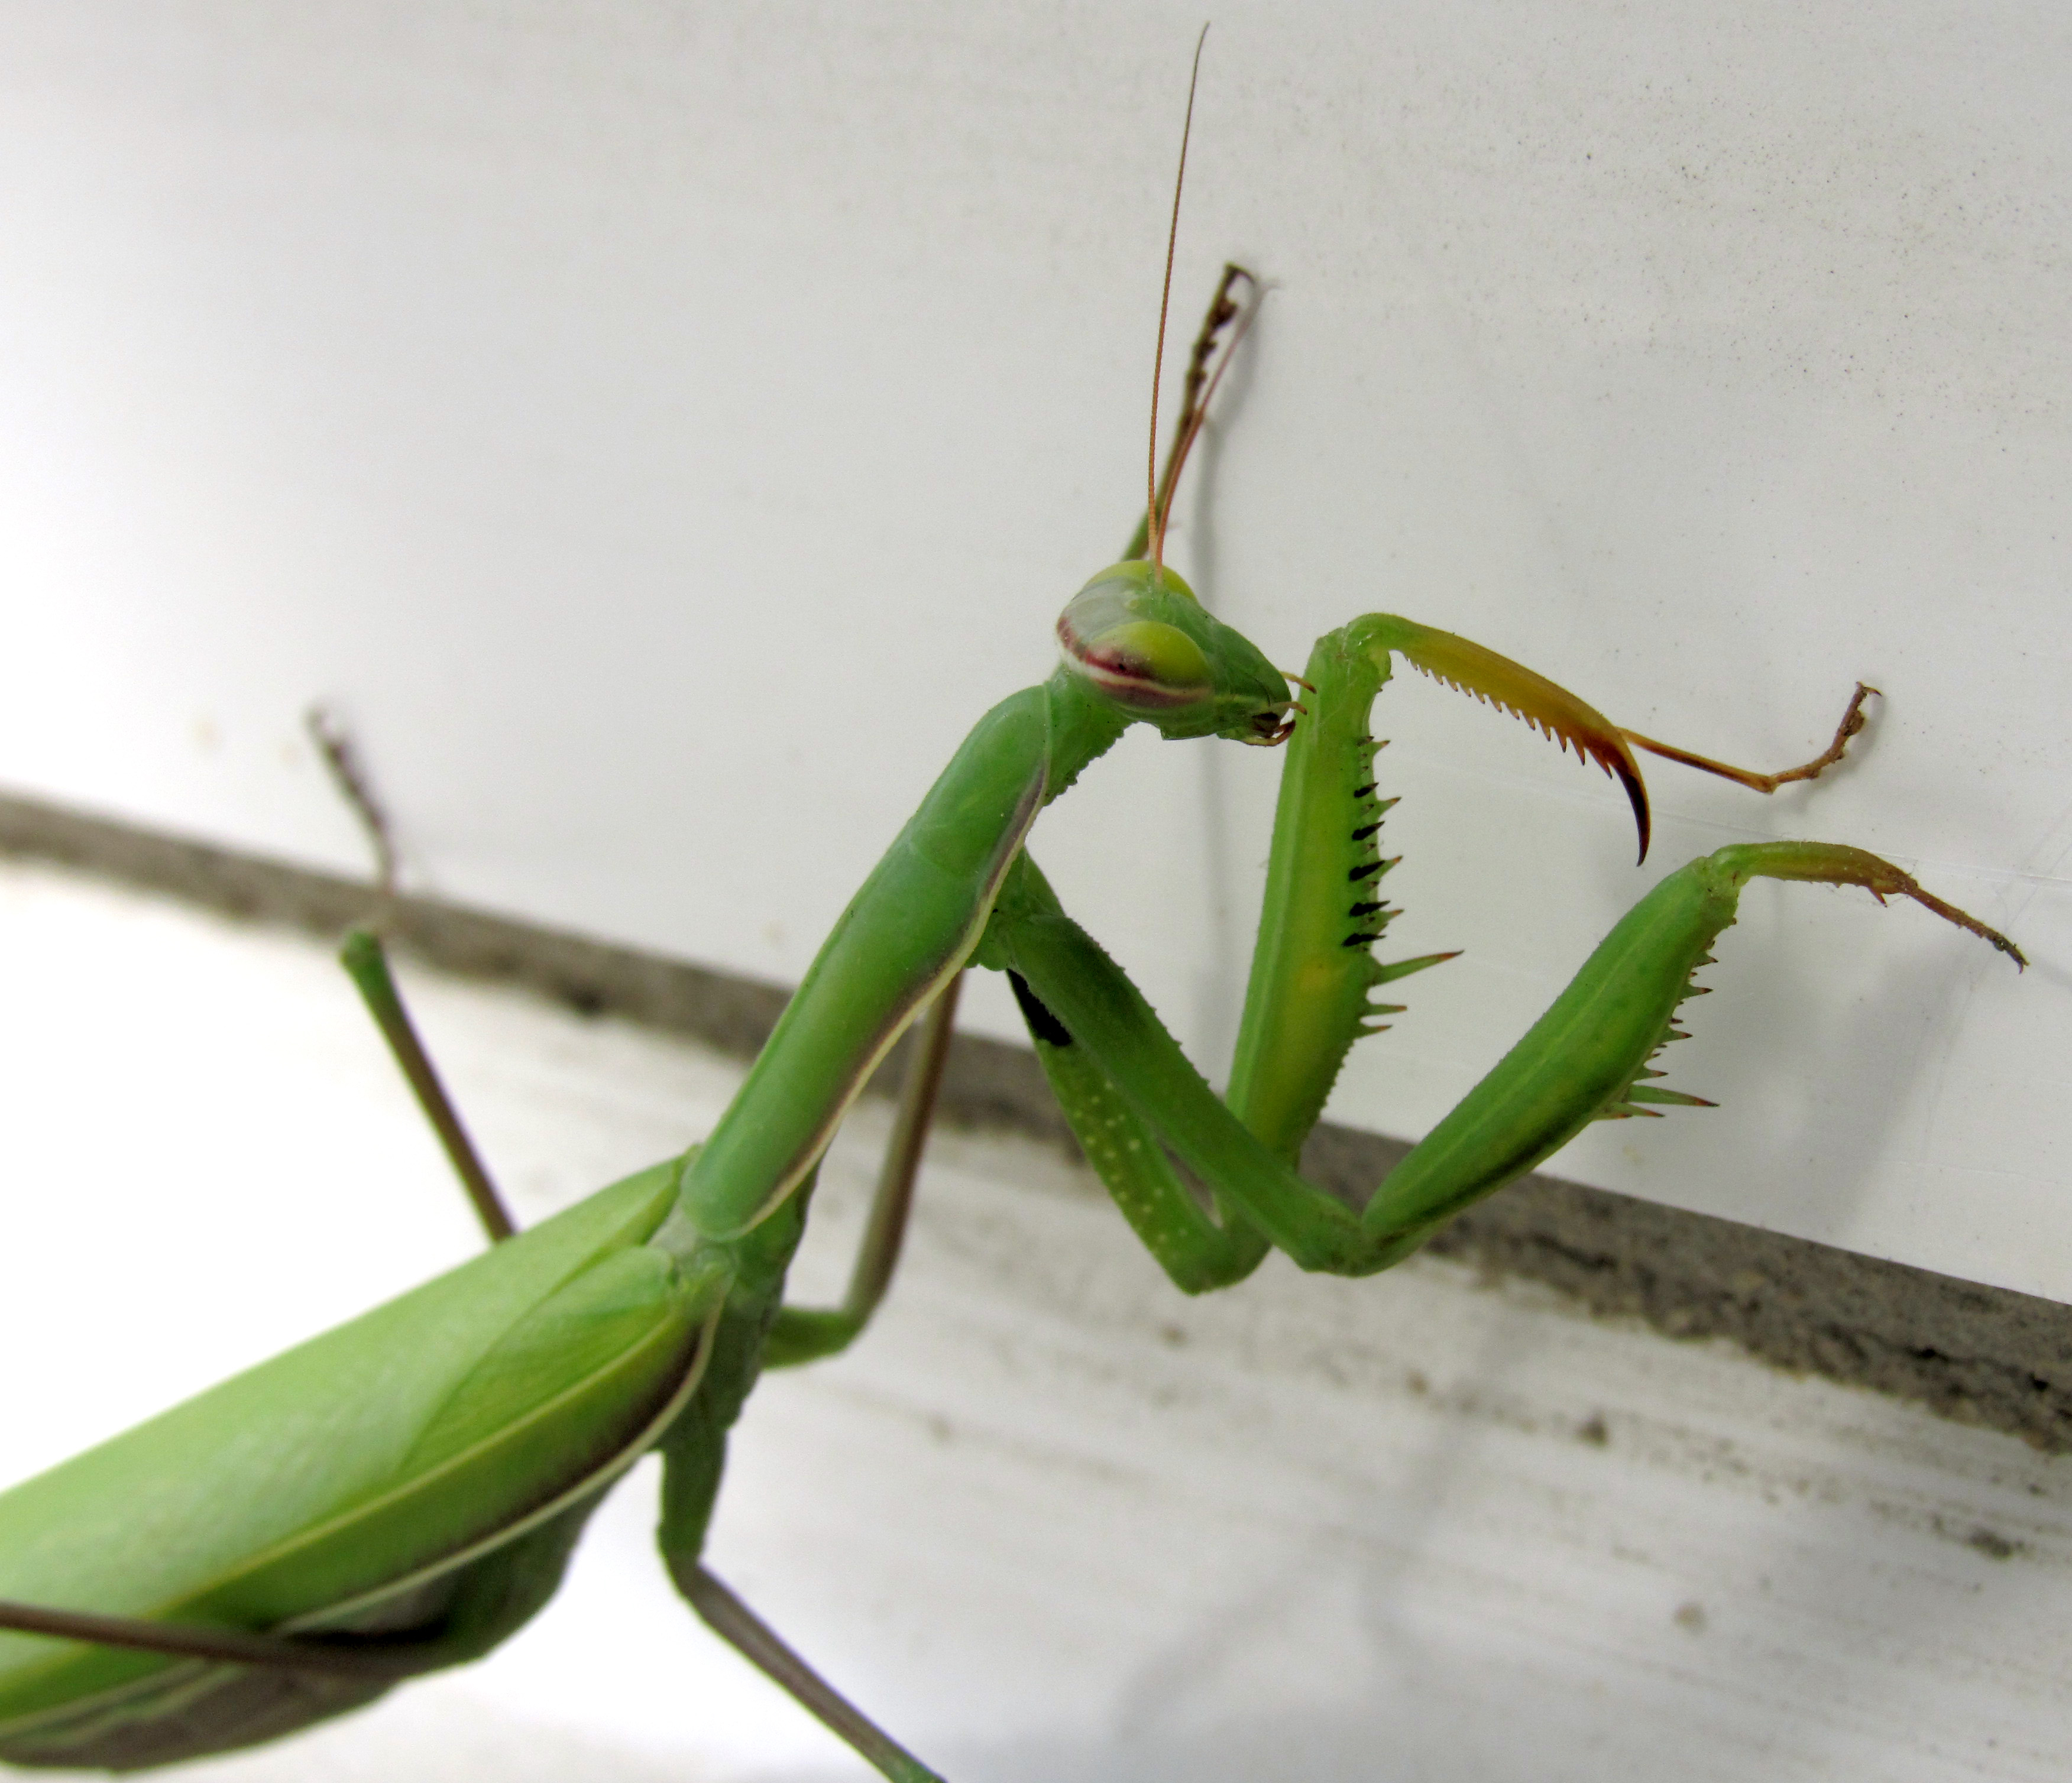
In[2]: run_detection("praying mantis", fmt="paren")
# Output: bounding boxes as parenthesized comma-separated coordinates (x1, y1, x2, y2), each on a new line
(0, 47, 2026, 1783)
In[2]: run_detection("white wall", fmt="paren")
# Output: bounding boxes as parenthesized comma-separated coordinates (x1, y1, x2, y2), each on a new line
(1, 4, 2065, 1296)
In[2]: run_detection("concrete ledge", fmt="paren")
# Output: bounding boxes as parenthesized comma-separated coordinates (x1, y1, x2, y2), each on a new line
(7, 784, 2069, 1454)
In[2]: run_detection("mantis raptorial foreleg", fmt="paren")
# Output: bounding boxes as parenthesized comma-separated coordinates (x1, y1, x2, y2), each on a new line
(981, 574, 2022, 1291)
(994, 835, 2016, 1283)
(986, 582, 2019, 1291)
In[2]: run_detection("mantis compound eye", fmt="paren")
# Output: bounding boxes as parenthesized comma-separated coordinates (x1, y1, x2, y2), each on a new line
(1059, 611, 1214, 712)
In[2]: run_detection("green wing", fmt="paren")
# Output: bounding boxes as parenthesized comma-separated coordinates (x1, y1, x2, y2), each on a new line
(0, 1160, 718, 1766)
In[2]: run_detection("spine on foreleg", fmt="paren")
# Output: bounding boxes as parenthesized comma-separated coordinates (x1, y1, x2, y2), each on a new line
(1365, 857, 1739, 1235)
(1227, 625, 1432, 1162)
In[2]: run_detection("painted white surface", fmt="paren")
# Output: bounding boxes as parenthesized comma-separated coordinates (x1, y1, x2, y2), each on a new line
(5, 858, 2072, 1781)
(0, 5, 2065, 1294)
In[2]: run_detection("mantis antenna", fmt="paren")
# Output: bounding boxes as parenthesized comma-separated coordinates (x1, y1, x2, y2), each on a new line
(1147, 25, 1209, 573)
(1145, 31, 1264, 572)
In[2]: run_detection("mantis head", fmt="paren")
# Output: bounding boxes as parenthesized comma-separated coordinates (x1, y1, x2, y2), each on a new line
(1056, 37, 1289, 751)
(1057, 559, 1293, 745)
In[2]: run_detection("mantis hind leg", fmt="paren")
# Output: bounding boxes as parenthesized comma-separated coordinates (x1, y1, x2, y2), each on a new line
(308, 705, 517, 1243)
(655, 1356, 945, 1783)
(336, 928, 516, 1244)
(676, 1567, 944, 1783)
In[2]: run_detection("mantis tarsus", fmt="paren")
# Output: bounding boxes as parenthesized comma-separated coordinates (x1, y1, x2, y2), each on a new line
(0, 57, 2024, 1783)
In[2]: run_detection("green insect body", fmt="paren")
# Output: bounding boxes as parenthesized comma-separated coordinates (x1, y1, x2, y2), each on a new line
(0, 286, 2024, 1783)
(0, 1165, 714, 1765)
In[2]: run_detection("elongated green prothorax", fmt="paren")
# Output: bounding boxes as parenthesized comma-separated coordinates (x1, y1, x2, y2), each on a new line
(674, 559, 1292, 1243)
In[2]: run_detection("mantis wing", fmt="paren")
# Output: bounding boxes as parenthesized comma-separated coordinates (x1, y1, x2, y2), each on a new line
(0, 1160, 720, 1768)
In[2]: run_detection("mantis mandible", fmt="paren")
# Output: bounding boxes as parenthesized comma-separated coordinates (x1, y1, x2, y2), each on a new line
(0, 46, 2024, 1783)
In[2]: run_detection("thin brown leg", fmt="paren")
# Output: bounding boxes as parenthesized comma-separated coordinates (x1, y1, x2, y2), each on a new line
(681, 1567, 945, 1783)
(306, 706, 401, 913)
(762, 974, 963, 1366)
(843, 970, 962, 1325)
(1622, 682, 1877, 795)
(338, 929, 517, 1243)
(306, 706, 517, 1244)
(1122, 263, 1260, 563)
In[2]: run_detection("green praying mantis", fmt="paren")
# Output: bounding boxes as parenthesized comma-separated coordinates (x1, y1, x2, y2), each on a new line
(0, 54, 2026, 1783)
